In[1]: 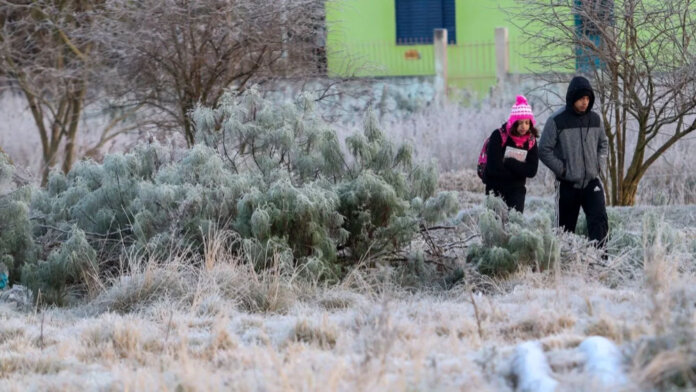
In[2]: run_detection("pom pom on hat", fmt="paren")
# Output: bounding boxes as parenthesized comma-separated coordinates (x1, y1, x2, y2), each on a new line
(506, 95, 536, 132)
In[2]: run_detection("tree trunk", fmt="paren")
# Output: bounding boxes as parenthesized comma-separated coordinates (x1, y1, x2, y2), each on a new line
(182, 101, 196, 147)
(618, 178, 639, 206)
(42, 143, 60, 186)
(62, 91, 85, 174)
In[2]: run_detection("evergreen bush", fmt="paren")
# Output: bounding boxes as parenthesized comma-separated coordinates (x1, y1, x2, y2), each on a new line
(13, 89, 457, 303)
(0, 153, 35, 283)
(21, 227, 98, 305)
(193, 88, 458, 268)
(467, 195, 560, 278)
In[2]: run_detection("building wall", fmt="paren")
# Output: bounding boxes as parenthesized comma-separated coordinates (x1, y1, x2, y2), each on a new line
(325, 0, 564, 93)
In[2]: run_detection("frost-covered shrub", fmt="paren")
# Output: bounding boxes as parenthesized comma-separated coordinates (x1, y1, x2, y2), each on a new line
(21, 227, 98, 305)
(0, 153, 35, 282)
(20, 89, 458, 302)
(467, 195, 560, 278)
(194, 88, 458, 265)
(28, 143, 176, 290)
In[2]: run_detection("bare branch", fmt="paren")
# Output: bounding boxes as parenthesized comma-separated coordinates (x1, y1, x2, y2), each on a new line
(507, 0, 696, 205)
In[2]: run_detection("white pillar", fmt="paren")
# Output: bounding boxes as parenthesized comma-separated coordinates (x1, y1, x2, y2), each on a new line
(495, 27, 510, 85)
(433, 28, 448, 105)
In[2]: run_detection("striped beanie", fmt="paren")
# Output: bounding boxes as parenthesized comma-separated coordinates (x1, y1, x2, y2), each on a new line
(506, 95, 536, 132)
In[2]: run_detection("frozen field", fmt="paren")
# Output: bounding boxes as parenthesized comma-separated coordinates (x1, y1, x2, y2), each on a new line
(1, 177, 695, 391)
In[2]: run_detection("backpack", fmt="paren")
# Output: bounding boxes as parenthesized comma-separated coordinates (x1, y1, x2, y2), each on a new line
(477, 128, 508, 183)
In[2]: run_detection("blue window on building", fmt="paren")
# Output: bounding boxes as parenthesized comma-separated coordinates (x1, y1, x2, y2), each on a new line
(395, 0, 456, 44)
(574, 0, 613, 72)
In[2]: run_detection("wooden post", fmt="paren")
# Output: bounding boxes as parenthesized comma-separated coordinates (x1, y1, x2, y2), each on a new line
(433, 28, 448, 105)
(495, 27, 509, 85)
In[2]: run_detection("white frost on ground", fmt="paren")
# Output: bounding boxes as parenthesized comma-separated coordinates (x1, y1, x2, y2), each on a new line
(579, 336, 628, 388)
(0, 265, 690, 391)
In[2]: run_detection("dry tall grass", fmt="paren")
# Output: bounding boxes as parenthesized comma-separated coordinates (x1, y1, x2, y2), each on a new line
(0, 184, 694, 391)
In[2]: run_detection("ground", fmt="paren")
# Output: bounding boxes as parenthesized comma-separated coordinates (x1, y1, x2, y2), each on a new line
(1, 170, 694, 391)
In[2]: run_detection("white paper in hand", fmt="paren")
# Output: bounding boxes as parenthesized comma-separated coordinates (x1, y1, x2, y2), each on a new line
(504, 146, 527, 162)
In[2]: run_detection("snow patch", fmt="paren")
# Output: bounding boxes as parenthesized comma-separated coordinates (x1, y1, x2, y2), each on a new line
(512, 341, 558, 392)
(579, 336, 628, 388)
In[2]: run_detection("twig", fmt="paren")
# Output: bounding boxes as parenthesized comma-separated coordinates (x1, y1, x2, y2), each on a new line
(163, 309, 174, 345)
(419, 225, 457, 232)
(439, 234, 481, 252)
(39, 311, 45, 350)
(419, 223, 443, 257)
(468, 284, 484, 340)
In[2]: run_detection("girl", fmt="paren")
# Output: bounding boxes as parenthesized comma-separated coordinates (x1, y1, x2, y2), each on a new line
(484, 95, 539, 213)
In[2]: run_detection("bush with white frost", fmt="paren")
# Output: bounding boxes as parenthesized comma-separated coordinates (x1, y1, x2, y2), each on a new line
(467, 195, 560, 277)
(0, 153, 35, 283)
(17, 90, 458, 303)
(193, 89, 458, 266)
(21, 227, 99, 305)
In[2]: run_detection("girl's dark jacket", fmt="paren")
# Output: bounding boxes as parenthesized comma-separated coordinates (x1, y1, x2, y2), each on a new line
(484, 127, 539, 190)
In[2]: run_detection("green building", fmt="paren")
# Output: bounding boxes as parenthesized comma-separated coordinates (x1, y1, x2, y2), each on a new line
(325, 0, 552, 92)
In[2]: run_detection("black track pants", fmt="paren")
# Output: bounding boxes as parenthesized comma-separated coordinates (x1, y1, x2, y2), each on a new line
(555, 178, 608, 247)
(486, 185, 526, 213)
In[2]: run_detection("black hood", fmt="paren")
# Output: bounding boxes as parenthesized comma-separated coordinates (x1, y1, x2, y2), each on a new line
(566, 76, 595, 113)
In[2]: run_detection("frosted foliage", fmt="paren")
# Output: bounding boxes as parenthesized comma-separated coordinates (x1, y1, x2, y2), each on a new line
(192, 88, 457, 261)
(22, 227, 97, 305)
(236, 178, 344, 266)
(250, 208, 272, 240)
(479, 209, 509, 247)
(642, 213, 680, 253)
(0, 153, 13, 187)
(241, 237, 295, 272)
(12, 90, 458, 302)
(485, 194, 510, 220)
(468, 195, 560, 277)
(0, 153, 35, 282)
(421, 191, 459, 224)
(474, 246, 516, 277)
(576, 209, 683, 264)
(409, 163, 437, 200)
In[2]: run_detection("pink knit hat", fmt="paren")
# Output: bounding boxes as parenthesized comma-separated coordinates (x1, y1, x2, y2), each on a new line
(506, 95, 536, 132)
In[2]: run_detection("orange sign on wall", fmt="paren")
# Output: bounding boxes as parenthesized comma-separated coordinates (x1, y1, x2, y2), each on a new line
(404, 49, 421, 60)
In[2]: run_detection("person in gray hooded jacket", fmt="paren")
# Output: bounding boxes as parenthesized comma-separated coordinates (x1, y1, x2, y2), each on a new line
(539, 76, 609, 249)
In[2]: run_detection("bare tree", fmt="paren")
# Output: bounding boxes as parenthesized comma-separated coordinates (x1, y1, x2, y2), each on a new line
(0, 0, 138, 184)
(508, 0, 696, 205)
(0, 0, 93, 183)
(0, 0, 326, 183)
(97, 0, 327, 147)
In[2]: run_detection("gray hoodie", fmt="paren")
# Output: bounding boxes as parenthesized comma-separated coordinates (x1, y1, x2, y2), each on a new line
(539, 76, 608, 189)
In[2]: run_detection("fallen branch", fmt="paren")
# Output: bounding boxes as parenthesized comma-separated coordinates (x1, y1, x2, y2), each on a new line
(419, 225, 457, 232)
(419, 223, 443, 257)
